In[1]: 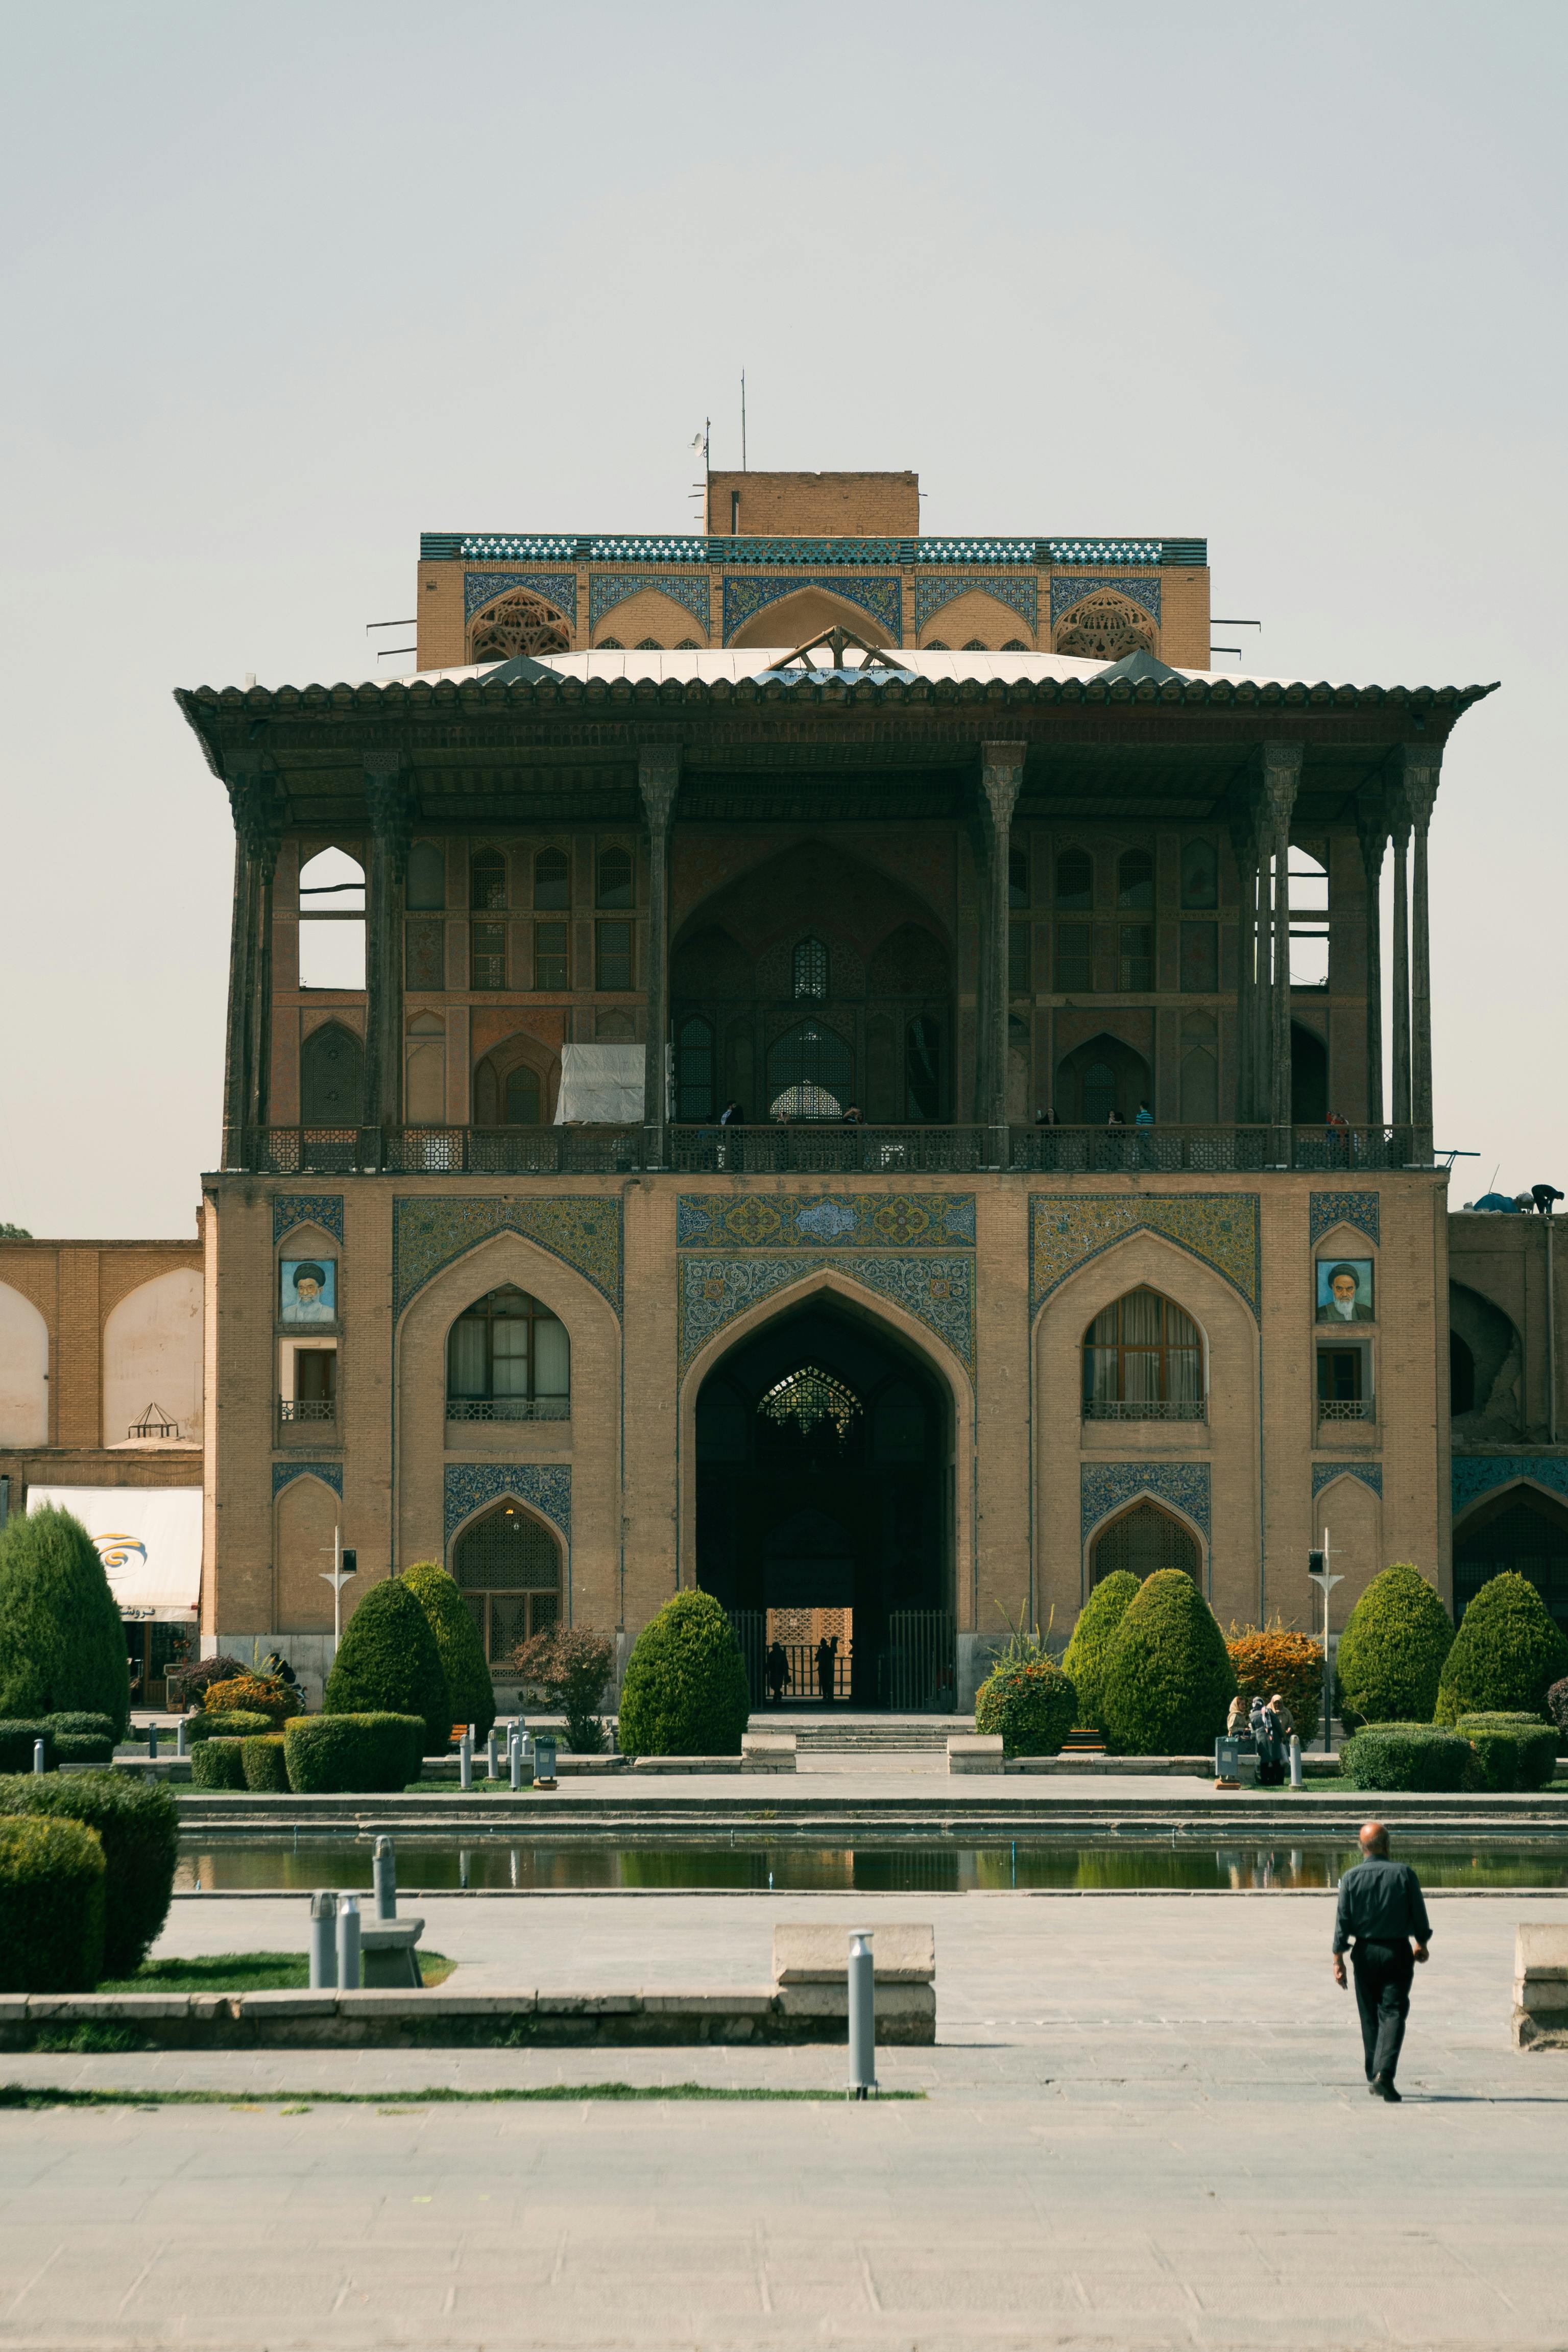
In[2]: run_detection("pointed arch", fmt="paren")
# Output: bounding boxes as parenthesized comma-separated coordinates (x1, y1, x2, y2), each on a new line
(1086, 1494, 1205, 1586)
(103, 1267, 204, 1447)
(0, 1280, 49, 1446)
(274, 1471, 340, 1633)
(447, 1494, 565, 1664)
(728, 584, 895, 652)
(467, 586, 572, 661)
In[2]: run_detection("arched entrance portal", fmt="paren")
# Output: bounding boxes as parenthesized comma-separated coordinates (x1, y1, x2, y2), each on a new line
(1455, 1487, 1568, 1635)
(450, 1500, 563, 1666)
(694, 1299, 954, 1708)
(1090, 1499, 1201, 1585)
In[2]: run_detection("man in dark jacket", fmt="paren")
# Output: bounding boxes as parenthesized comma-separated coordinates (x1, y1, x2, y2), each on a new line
(1332, 1821, 1432, 2100)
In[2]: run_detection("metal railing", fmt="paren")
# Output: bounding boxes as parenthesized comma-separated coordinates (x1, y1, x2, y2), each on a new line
(1316, 1399, 1377, 1423)
(671, 1125, 990, 1174)
(1011, 1124, 1415, 1174)
(278, 1399, 335, 1424)
(1082, 1399, 1207, 1422)
(444, 1397, 570, 1422)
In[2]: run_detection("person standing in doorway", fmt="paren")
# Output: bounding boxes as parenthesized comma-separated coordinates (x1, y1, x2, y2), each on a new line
(816, 1635, 836, 1705)
(766, 1640, 788, 1706)
(1332, 1821, 1432, 2101)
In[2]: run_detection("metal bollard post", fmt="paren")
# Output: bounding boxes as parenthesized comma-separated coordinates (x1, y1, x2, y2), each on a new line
(32, 1739, 45, 1776)
(373, 1835, 396, 1921)
(1289, 1734, 1303, 1790)
(509, 1727, 522, 1791)
(309, 1891, 338, 1989)
(176, 1719, 188, 1759)
(147, 1724, 158, 1760)
(459, 1731, 473, 1791)
(487, 1729, 499, 1781)
(336, 1893, 361, 1990)
(847, 1930, 877, 2099)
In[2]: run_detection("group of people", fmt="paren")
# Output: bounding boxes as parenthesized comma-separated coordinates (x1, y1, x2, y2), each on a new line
(1034, 1103, 1156, 1127)
(1227, 1690, 1296, 1785)
(764, 1635, 841, 1703)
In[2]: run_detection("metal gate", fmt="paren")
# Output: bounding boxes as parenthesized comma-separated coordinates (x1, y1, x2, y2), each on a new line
(728, 1610, 767, 1706)
(887, 1610, 957, 1712)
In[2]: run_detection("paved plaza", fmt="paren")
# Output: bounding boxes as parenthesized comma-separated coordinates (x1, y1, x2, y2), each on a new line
(2, 1889, 1566, 2348)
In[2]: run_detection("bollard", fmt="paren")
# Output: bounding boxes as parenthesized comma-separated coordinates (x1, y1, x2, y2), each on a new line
(176, 1719, 188, 1759)
(1289, 1734, 1303, 1789)
(147, 1724, 158, 1760)
(309, 1891, 338, 1989)
(459, 1731, 473, 1791)
(32, 1739, 45, 1776)
(509, 1727, 523, 1791)
(847, 1930, 877, 2099)
(373, 1835, 396, 1921)
(487, 1729, 499, 1781)
(336, 1893, 361, 1990)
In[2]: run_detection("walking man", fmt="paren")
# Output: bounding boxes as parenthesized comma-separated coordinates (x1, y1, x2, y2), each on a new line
(1332, 1820, 1432, 2101)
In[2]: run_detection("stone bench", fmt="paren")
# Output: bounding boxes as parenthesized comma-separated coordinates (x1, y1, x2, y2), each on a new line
(947, 1735, 1004, 1773)
(1514, 1923, 1568, 2049)
(770, 1923, 935, 2042)
(360, 1919, 424, 1989)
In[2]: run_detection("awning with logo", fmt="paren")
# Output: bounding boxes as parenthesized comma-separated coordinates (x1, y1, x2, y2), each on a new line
(25, 1486, 202, 1621)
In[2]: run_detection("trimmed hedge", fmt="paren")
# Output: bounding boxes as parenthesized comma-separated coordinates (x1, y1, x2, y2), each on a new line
(1456, 1713, 1559, 1792)
(0, 1505, 132, 1738)
(185, 1710, 274, 1745)
(55, 1735, 114, 1765)
(42, 1713, 117, 1742)
(1100, 1570, 1237, 1756)
(402, 1562, 496, 1740)
(1549, 1677, 1568, 1743)
(0, 1815, 107, 1993)
(190, 1738, 246, 1790)
(241, 1735, 291, 1793)
(283, 1713, 426, 1794)
(1060, 1571, 1141, 1734)
(1341, 1722, 1474, 1792)
(0, 1770, 179, 1974)
(1335, 1563, 1454, 1726)
(1436, 1572, 1568, 1725)
(1225, 1628, 1323, 1746)
(324, 1580, 450, 1754)
(0, 1723, 56, 1773)
(201, 1675, 296, 1727)
(974, 1660, 1078, 1757)
(617, 1592, 751, 1759)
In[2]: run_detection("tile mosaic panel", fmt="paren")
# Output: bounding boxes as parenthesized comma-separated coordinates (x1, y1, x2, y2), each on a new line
(1049, 573, 1162, 626)
(1030, 1195, 1260, 1319)
(588, 572, 711, 633)
(1312, 1462, 1384, 1501)
(913, 575, 1037, 634)
(721, 573, 903, 644)
(1310, 1192, 1382, 1249)
(676, 1193, 975, 1251)
(393, 1197, 622, 1318)
(272, 1461, 343, 1498)
(463, 569, 578, 623)
(272, 1195, 344, 1246)
(1080, 1460, 1211, 1544)
(678, 1254, 974, 1378)
(444, 1462, 571, 1546)
(1452, 1454, 1568, 1517)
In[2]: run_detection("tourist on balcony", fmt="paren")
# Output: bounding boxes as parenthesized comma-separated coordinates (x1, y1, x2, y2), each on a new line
(1034, 1106, 1059, 1125)
(1135, 1101, 1154, 1127)
(720, 1100, 744, 1126)
(1106, 1108, 1126, 1126)
(841, 1103, 863, 1126)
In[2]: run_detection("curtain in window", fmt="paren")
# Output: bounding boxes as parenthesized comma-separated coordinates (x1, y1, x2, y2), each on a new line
(533, 1319, 570, 1399)
(1165, 1301, 1202, 1401)
(447, 1320, 487, 1398)
(490, 1318, 529, 1397)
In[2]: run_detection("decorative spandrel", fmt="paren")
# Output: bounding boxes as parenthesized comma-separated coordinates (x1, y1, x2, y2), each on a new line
(679, 1254, 975, 1378)
(393, 1197, 622, 1318)
(1030, 1195, 1260, 1320)
(676, 1193, 975, 1251)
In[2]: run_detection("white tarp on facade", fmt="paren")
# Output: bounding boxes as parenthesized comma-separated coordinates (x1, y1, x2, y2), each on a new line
(25, 1486, 202, 1621)
(553, 1043, 646, 1124)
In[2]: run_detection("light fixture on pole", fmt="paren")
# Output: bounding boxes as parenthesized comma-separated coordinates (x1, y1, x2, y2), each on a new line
(320, 1532, 358, 1650)
(1307, 1538, 1345, 1756)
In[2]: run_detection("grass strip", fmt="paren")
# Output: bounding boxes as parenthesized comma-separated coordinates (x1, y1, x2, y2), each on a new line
(0, 2082, 922, 2108)
(93, 1952, 456, 1994)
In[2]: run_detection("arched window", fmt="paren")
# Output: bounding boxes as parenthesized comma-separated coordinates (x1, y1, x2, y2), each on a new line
(451, 1502, 562, 1663)
(1289, 846, 1330, 988)
(446, 1286, 569, 1420)
(1056, 848, 1093, 909)
(504, 1066, 541, 1125)
(962, 638, 987, 651)
(597, 638, 624, 651)
(1180, 837, 1217, 909)
(677, 1016, 715, 1121)
(469, 589, 570, 662)
(792, 938, 829, 999)
(1091, 1500, 1200, 1583)
(1118, 849, 1153, 909)
(904, 1017, 941, 1121)
(1083, 1287, 1203, 1419)
(767, 1021, 853, 1119)
(1082, 1058, 1118, 1125)
(597, 847, 634, 909)
(470, 848, 506, 911)
(1008, 846, 1029, 908)
(298, 848, 366, 990)
(1000, 639, 1028, 652)
(758, 1366, 861, 1441)
(405, 841, 446, 910)
(924, 639, 949, 652)
(300, 1022, 364, 1125)
(534, 849, 569, 909)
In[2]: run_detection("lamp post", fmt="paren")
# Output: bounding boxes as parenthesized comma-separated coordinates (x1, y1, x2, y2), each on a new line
(320, 1533, 358, 1654)
(1307, 1537, 1345, 1756)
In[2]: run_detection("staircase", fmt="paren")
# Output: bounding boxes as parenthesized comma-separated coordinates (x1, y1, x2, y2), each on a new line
(777, 1717, 973, 1755)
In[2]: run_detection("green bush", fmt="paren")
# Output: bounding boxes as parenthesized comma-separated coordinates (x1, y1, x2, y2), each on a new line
(974, 1660, 1078, 1757)
(1455, 1713, 1559, 1792)
(324, 1580, 450, 1755)
(55, 1735, 114, 1765)
(1436, 1572, 1568, 1724)
(401, 1562, 495, 1739)
(283, 1713, 426, 1794)
(0, 1506, 132, 1739)
(1335, 1563, 1453, 1726)
(1099, 1569, 1237, 1756)
(0, 1723, 57, 1773)
(617, 1592, 750, 1759)
(1341, 1721, 1474, 1791)
(1224, 1627, 1323, 1746)
(1549, 1678, 1568, 1743)
(185, 1710, 274, 1745)
(240, 1735, 291, 1793)
(42, 1713, 117, 1743)
(0, 1770, 179, 1974)
(0, 1815, 107, 1993)
(1061, 1572, 1141, 1732)
(190, 1738, 246, 1790)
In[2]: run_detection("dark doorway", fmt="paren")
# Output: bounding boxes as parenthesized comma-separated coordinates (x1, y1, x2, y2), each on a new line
(1291, 1022, 1328, 1124)
(1450, 1332, 1476, 1417)
(1454, 1490, 1568, 1635)
(1055, 1031, 1151, 1125)
(694, 1298, 953, 1708)
(1089, 1500, 1200, 1583)
(301, 1022, 364, 1125)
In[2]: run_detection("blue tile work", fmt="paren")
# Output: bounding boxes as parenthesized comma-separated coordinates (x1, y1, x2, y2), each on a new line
(464, 570, 579, 625)
(272, 1194, 344, 1245)
(678, 1254, 974, 1378)
(1312, 1462, 1384, 1501)
(425, 532, 1185, 568)
(675, 1193, 975, 1251)
(722, 574, 903, 644)
(273, 1461, 342, 1499)
(1081, 1461, 1211, 1545)
(1453, 1454, 1568, 1518)
(392, 1198, 622, 1319)
(1049, 574, 1162, 627)
(1310, 1192, 1381, 1249)
(588, 572, 712, 634)
(1030, 1195, 1260, 1319)
(914, 575, 1037, 635)
(444, 1462, 571, 1546)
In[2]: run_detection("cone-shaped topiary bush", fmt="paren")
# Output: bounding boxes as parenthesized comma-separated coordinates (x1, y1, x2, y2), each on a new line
(1435, 1571, 1568, 1725)
(1099, 1569, 1237, 1756)
(401, 1562, 495, 1738)
(617, 1591, 750, 1759)
(0, 1771, 178, 1974)
(324, 1578, 450, 1755)
(1061, 1571, 1141, 1733)
(0, 1506, 132, 1739)
(0, 1815, 106, 1993)
(975, 1660, 1078, 1757)
(1335, 1563, 1453, 1726)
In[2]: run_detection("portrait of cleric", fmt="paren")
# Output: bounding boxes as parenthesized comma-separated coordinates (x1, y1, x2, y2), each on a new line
(1315, 1259, 1375, 1324)
(280, 1259, 337, 1324)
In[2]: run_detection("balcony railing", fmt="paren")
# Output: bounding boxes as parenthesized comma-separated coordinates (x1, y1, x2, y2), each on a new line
(238, 1122, 1419, 1179)
(278, 1398, 335, 1423)
(1082, 1400, 1207, 1422)
(445, 1398, 571, 1422)
(1316, 1399, 1377, 1423)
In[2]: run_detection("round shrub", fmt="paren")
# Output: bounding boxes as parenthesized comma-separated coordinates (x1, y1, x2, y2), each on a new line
(0, 1815, 106, 1993)
(1225, 1627, 1324, 1745)
(401, 1562, 495, 1739)
(283, 1713, 426, 1794)
(324, 1579, 450, 1755)
(42, 1713, 117, 1742)
(1435, 1572, 1568, 1725)
(240, 1735, 291, 1793)
(190, 1738, 246, 1790)
(0, 1505, 132, 1739)
(1341, 1721, 1474, 1792)
(202, 1675, 295, 1727)
(974, 1660, 1078, 1757)
(0, 1723, 57, 1773)
(617, 1591, 750, 1759)
(1548, 1677, 1568, 1743)
(1455, 1713, 1559, 1792)
(0, 1770, 178, 1975)
(1060, 1571, 1140, 1733)
(55, 1735, 114, 1765)
(1336, 1563, 1453, 1725)
(1099, 1569, 1237, 1756)
(185, 1710, 273, 1745)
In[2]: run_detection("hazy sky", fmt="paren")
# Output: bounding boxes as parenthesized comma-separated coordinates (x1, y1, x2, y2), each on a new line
(2, 1, 1561, 1236)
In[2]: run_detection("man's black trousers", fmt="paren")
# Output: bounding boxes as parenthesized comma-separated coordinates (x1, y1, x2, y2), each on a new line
(1352, 1940, 1414, 2082)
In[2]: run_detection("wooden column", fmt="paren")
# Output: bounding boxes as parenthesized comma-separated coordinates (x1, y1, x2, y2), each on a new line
(1402, 745, 1441, 1162)
(979, 741, 1027, 1155)
(363, 756, 412, 1153)
(1226, 793, 1260, 1122)
(1261, 742, 1301, 1134)
(1355, 787, 1389, 1127)
(1389, 797, 1413, 1131)
(221, 759, 279, 1167)
(638, 742, 680, 1166)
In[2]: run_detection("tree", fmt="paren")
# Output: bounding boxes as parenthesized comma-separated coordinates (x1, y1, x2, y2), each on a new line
(1434, 1571, 1568, 1725)
(1100, 1568, 1237, 1755)
(514, 1625, 616, 1753)
(1061, 1571, 1140, 1733)
(0, 1505, 132, 1739)
(323, 1578, 450, 1754)
(617, 1591, 750, 1758)
(0, 1222, 31, 1241)
(1336, 1563, 1453, 1725)
(401, 1562, 495, 1738)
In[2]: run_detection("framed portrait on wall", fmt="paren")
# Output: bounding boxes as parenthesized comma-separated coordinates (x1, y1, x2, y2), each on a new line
(1315, 1259, 1374, 1324)
(280, 1259, 337, 1324)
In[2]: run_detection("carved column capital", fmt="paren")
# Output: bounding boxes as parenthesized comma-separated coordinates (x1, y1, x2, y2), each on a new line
(636, 741, 681, 830)
(978, 740, 1027, 834)
(1400, 741, 1441, 833)
(1355, 785, 1390, 881)
(364, 754, 413, 883)
(1258, 738, 1301, 835)
(223, 759, 281, 881)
